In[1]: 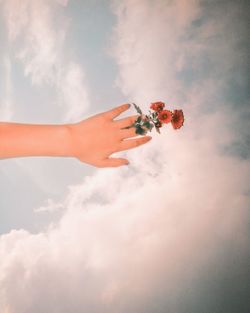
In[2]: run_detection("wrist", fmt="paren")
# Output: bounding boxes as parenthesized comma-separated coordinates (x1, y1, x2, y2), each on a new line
(64, 122, 80, 159)
(60, 123, 76, 158)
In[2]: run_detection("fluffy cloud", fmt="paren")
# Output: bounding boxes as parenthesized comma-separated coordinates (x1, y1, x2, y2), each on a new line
(0, 1, 249, 312)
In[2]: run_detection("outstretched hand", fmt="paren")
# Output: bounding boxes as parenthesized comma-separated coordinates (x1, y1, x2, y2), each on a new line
(67, 103, 152, 168)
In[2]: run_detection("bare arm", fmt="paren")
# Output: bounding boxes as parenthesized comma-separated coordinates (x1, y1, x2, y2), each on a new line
(0, 103, 152, 168)
(0, 122, 71, 159)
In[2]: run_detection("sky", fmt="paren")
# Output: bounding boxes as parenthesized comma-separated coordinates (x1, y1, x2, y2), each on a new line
(0, 1, 249, 312)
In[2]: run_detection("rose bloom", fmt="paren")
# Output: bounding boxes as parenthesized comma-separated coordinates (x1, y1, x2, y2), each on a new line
(150, 101, 165, 112)
(171, 109, 184, 129)
(158, 109, 173, 124)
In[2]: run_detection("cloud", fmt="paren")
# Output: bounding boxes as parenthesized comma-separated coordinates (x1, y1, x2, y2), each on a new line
(34, 198, 64, 213)
(1, 0, 90, 122)
(109, 0, 202, 103)
(0, 156, 249, 312)
(56, 61, 91, 122)
(0, 1, 249, 312)
(0, 55, 14, 120)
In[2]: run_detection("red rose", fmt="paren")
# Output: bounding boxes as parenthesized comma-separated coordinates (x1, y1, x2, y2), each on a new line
(150, 101, 165, 112)
(171, 109, 184, 129)
(158, 109, 173, 124)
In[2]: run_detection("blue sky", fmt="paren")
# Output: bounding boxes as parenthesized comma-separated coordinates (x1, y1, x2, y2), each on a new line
(0, 1, 249, 312)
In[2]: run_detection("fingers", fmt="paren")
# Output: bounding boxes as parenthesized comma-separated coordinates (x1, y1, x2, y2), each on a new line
(114, 114, 141, 128)
(117, 136, 152, 152)
(118, 127, 139, 139)
(105, 103, 131, 120)
(115, 114, 149, 139)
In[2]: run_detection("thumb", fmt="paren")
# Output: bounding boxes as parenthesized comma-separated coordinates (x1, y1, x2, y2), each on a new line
(101, 157, 129, 168)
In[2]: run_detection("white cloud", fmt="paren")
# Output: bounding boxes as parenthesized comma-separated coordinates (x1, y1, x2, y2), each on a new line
(3, 0, 66, 85)
(108, 0, 202, 105)
(1, 0, 90, 122)
(56, 61, 91, 122)
(0, 1, 249, 312)
(0, 154, 249, 312)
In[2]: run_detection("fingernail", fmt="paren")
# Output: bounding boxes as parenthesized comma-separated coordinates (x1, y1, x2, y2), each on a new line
(121, 104, 128, 108)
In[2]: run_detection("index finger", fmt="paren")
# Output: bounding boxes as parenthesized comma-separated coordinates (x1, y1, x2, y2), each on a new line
(104, 103, 131, 120)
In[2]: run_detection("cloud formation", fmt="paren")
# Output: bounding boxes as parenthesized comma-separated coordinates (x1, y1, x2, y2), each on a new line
(0, 1, 249, 312)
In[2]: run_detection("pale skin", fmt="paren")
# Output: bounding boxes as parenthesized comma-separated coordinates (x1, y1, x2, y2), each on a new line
(0, 103, 152, 168)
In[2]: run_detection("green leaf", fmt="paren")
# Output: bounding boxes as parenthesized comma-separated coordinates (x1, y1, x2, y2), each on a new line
(132, 103, 143, 115)
(142, 120, 153, 131)
(136, 116, 142, 123)
(135, 125, 147, 135)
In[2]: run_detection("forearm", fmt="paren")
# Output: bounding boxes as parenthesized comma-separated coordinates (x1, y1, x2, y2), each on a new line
(0, 122, 72, 159)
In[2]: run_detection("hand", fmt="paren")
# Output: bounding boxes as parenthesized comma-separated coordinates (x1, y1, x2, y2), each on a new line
(67, 103, 152, 168)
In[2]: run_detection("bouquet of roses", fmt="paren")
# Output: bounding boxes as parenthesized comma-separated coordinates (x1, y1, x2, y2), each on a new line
(122, 101, 184, 135)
